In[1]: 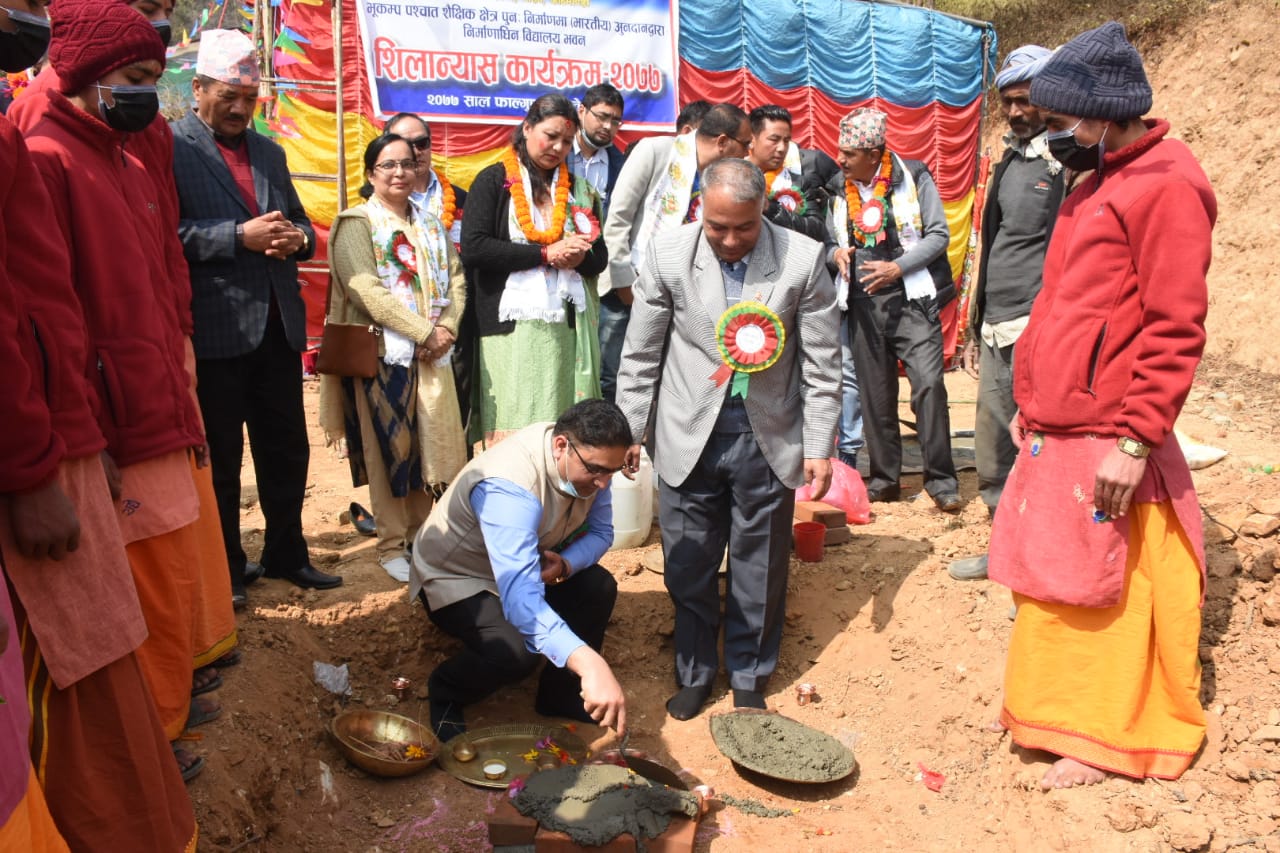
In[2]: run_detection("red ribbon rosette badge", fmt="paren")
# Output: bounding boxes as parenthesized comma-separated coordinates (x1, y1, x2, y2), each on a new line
(771, 187, 806, 215)
(709, 302, 786, 399)
(856, 198, 888, 247)
(390, 232, 417, 272)
(570, 204, 600, 242)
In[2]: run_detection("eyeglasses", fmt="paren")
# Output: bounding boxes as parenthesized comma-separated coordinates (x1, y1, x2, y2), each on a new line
(728, 134, 753, 150)
(586, 108, 623, 127)
(568, 441, 622, 478)
(374, 159, 418, 173)
(404, 136, 432, 151)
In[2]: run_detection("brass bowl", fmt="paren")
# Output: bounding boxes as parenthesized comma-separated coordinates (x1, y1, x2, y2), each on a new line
(330, 710, 441, 778)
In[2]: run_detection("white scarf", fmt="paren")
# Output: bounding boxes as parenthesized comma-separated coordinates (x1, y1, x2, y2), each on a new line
(366, 195, 452, 366)
(411, 169, 463, 245)
(826, 152, 937, 306)
(498, 163, 587, 324)
(631, 131, 701, 274)
(767, 142, 804, 193)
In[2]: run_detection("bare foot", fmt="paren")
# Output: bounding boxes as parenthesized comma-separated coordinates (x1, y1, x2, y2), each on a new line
(1041, 757, 1106, 790)
(984, 719, 1008, 733)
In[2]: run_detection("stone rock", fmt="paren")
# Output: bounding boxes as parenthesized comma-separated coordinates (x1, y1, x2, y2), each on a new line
(1164, 811, 1212, 851)
(1262, 597, 1280, 627)
(1249, 547, 1278, 582)
(1250, 725, 1280, 743)
(1224, 758, 1252, 781)
(1252, 780, 1280, 817)
(835, 580, 852, 591)
(1250, 497, 1280, 517)
(1240, 514, 1280, 538)
(1105, 801, 1143, 833)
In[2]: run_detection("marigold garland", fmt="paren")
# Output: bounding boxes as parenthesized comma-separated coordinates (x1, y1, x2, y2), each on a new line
(845, 149, 894, 246)
(434, 170, 457, 230)
(763, 168, 781, 190)
(503, 146, 570, 245)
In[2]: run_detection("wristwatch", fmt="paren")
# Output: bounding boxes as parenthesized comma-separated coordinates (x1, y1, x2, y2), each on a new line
(299, 228, 310, 253)
(1116, 436, 1150, 458)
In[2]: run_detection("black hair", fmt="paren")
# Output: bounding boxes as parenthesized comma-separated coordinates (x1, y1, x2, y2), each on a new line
(749, 104, 792, 135)
(511, 93, 580, 203)
(581, 82, 624, 113)
(695, 103, 749, 140)
(675, 99, 711, 132)
(358, 133, 414, 198)
(553, 399, 632, 449)
(384, 112, 431, 143)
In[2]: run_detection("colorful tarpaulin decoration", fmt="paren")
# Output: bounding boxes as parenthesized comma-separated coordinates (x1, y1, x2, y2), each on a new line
(710, 302, 785, 399)
(246, 0, 995, 356)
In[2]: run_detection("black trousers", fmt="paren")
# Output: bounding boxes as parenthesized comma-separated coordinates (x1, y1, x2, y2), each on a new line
(195, 314, 310, 585)
(423, 564, 617, 714)
(659, 431, 794, 693)
(848, 289, 958, 496)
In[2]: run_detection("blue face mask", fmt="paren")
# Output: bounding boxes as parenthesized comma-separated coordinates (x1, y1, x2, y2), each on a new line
(556, 448, 583, 499)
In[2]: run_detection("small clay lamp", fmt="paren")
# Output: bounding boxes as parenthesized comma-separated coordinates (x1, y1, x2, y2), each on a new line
(482, 759, 508, 780)
(391, 676, 411, 700)
(796, 683, 817, 705)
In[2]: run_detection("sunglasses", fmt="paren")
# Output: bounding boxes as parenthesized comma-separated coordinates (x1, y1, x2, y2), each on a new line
(404, 136, 432, 151)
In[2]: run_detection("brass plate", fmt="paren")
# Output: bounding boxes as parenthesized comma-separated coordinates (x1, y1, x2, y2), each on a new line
(438, 724, 587, 789)
(709, 709, 856, 784)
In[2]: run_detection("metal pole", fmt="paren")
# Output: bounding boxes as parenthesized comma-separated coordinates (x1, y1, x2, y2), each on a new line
(333, 0, 348, 212)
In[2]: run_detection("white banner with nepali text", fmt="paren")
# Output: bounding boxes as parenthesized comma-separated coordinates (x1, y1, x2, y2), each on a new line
(355, 0, 679, 128)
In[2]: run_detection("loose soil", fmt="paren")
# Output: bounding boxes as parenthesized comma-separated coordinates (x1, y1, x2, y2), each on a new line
(189, 3, 1280, 850)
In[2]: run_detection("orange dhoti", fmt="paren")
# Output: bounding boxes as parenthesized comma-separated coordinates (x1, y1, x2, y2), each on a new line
(187, 456, 237, 668)
(1000, 501, 1205, 779)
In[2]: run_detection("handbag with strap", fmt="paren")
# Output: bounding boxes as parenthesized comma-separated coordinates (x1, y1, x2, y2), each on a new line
(316, 269, 380, 379)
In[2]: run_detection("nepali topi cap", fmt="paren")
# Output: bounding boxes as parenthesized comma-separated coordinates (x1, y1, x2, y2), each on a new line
(197, 29, 260, 87)
(838, 107, 886, 150)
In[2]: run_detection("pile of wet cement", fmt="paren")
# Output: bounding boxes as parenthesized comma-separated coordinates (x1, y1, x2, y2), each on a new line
(511, 764, 699, 848)
(709, 712, 856, 783)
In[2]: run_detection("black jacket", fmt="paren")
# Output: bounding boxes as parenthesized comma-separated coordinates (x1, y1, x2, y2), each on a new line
(460, 162, 608, 338)
(969, 144, 1067, 330)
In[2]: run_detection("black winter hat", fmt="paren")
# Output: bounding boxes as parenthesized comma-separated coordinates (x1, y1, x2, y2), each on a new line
(1029, 21, 1152, 121)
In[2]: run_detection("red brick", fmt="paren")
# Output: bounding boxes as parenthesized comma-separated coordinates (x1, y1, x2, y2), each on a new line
(823, 525, 852, 546)
(532, 816, 697, 853)
(489, 797, 538, 847)
(794, 501, 846, 528)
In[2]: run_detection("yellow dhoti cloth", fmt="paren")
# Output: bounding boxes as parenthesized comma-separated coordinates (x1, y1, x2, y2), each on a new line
(1000, 501, 1205, 780)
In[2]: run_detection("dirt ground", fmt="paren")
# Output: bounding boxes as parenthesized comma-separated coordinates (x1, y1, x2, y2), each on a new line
(185, 3, 1280, 850)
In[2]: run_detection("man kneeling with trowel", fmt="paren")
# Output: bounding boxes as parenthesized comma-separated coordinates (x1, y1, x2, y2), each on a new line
(410, 399, 629, 742)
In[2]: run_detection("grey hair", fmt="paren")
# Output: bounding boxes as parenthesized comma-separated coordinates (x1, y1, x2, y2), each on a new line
(702, 158, 766, 203)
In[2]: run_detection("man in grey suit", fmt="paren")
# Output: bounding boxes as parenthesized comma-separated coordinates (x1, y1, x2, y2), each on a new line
(616, 159, 841, 720)
(171, 30, 341, 606)
(598, 103, 751, 401)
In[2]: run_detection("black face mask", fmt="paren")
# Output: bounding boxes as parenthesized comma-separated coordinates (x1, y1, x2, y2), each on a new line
(1047, 119, 1109, 173)
(0, 7, 51, 74)
(152, 19, 173, 48)
(96, 84, 160, 134)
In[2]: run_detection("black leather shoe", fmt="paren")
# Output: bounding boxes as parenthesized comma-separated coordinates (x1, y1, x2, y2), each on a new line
(231, 585, 247, 611)
(264, 563, 344, 590)
(243, 561, 265, 586)
(933, 492, 964, 513)
(866, 484, 901, 503)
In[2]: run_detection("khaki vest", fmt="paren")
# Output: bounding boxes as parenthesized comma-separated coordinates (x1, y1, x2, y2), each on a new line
(409, 423, 599, 610)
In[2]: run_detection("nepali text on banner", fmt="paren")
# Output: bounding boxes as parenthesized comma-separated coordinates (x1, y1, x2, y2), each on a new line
(355, 0, 680, 127)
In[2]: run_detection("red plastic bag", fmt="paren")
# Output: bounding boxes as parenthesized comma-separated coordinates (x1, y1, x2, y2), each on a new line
(796, 457, 871, 525)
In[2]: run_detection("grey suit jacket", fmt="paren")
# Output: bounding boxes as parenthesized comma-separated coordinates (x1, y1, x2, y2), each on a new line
(600, 134, 677, 294)
(171, 111, 315, 360)
(615, 220, 842, 489)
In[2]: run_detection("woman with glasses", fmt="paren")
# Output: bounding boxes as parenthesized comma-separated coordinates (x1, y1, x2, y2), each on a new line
(320, 134, 467, 583)
(461, 93, 608, 446)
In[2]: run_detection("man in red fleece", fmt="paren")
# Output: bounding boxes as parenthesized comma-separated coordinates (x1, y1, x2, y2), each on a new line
(987, 21, 1216, 791)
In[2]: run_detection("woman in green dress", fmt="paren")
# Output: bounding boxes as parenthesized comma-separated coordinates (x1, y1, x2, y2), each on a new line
(461, 94, 608, 445)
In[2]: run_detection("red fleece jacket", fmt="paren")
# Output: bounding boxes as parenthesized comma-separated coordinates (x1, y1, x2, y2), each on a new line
(1013, 120, 1217, 448)
(24, 93, 203, 468)
(0, 116, 105, 493)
